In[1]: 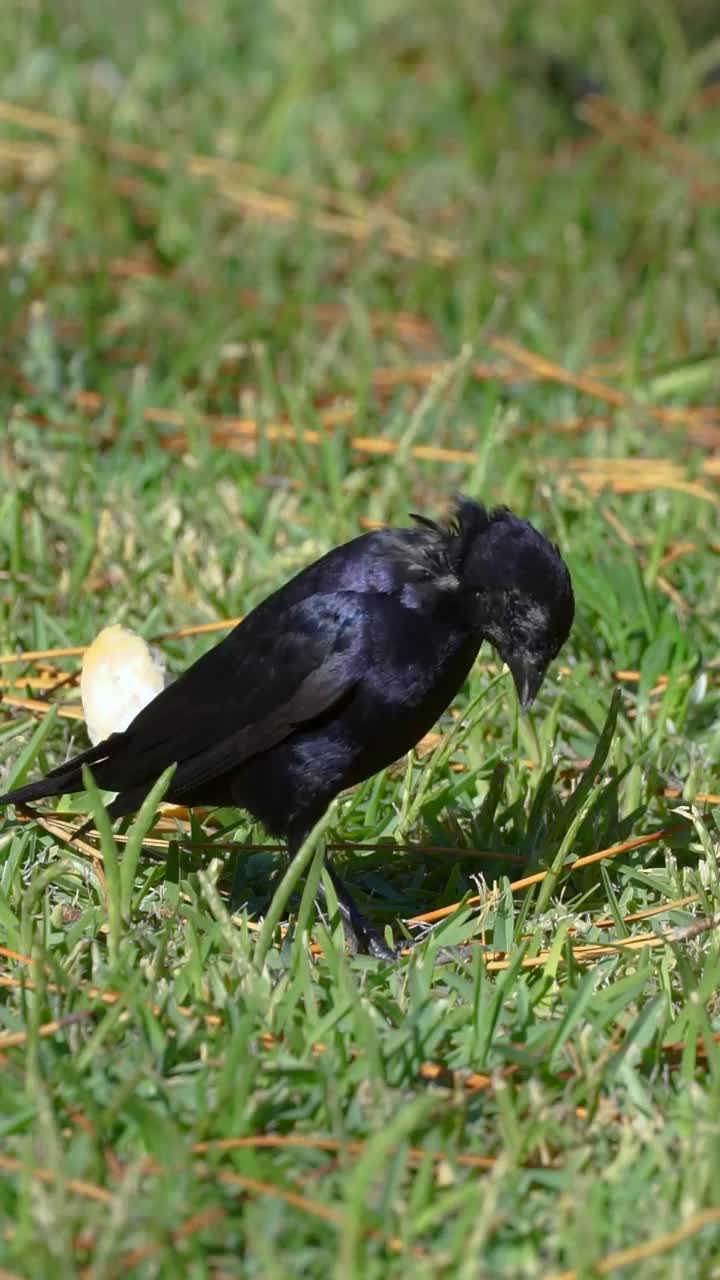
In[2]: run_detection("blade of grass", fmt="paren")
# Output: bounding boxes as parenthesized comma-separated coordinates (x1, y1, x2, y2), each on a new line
(119, 764, 176, 916)
(254, 803, 338, 971)
(81, 766, 121, 964)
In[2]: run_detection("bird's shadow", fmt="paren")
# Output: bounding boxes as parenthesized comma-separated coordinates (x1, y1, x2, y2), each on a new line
(90, 747, 691, 947)
(109, 753, 692, 939)
(307, 758, 690, 930)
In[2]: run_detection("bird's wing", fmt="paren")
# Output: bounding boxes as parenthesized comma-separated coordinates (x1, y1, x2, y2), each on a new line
(91, 592, 365, 795)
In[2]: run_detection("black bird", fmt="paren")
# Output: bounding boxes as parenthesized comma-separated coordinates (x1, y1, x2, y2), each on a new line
(0, 497, 574, 958)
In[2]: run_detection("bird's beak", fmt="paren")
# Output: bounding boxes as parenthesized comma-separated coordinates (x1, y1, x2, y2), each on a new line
(508, 658, 545, 712)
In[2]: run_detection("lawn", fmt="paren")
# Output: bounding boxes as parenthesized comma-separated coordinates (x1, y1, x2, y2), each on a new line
(2, 0, 720, 1274)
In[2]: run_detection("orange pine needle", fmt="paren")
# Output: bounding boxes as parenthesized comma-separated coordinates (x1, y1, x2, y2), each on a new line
(546, 1204, 720, 1280)
(408, 828, 675, 926)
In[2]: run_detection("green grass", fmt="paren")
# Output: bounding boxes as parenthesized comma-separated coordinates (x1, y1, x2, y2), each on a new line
(2, 0, 720, 1274)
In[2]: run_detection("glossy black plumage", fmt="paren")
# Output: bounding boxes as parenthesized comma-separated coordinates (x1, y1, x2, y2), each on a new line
(0, 496, 574, 957)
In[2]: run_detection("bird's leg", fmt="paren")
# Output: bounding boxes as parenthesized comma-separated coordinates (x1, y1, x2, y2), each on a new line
(322, 864, 397, 961)
(321, 869, 475, 964)
(288, 832, 470, 964)
(284, 827, 393, 960)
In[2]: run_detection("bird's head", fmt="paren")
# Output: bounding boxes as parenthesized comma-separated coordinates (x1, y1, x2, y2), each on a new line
(446, 497, 574, 710)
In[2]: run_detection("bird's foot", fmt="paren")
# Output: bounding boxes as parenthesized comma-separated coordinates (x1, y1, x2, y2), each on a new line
(393, 933, 476, 965)
(321, 865, 472, 965)
(364, 930, 474, 966)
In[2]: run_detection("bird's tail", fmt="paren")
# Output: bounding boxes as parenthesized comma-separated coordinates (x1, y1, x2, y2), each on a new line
(0, 735, 121, 808)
